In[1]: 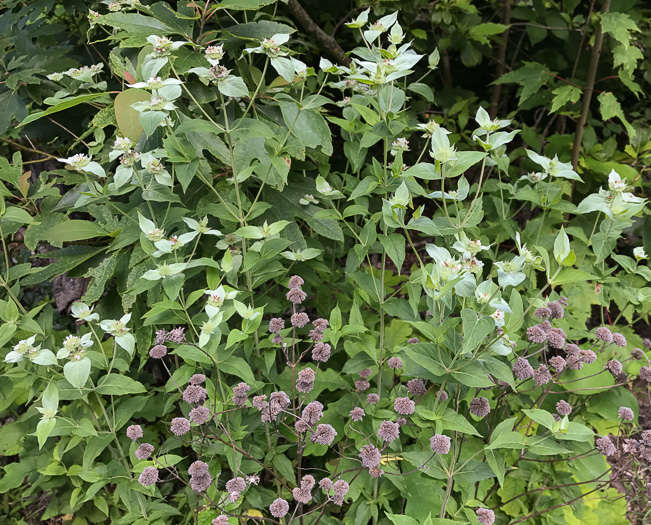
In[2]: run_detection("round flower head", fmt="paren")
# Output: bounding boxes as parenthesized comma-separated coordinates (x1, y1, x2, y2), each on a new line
(606, 359, 623, 376)
(359, 444, 382, 468)
(533, 364, 552, 386)
(618, 407, 634, 421)
(139, 466, 158, 487)
(332, 480, 349, 505)
(291, 312, 309, 328)
(190, 406, 211, 424)
(596, 436, 616, 456)
(170, 417, 191, 436)
(297, 368, 316, 393)
(595, 327, 613, 343)
(302, 401, 324, 425)
(476, 508, 495, 525)
(269, 318, 285, 334)
(527, 325, 546, 344)
(394, 397, 415, 415)
(188, 461, 209, 476)
(407, 378, 427, 396)
(580, 350, 597, 364)
(300, 474, 315, 490)
(546, 328, 566, 349)
(632, 348, 645, 359)
(513, 357, 534, 380)
(269, 498, 290, 518)
(387, 357, 403, 369)
(438, 390, 449, 401)
(183, 385, 207, 405)
(355, 379, 370, 391)
(189, 373, 205, 385)
(359, 368, 372, 378)
(396, 417, 407, 426)
(312, 342, 331, 362)
(126, 424, 143, 441)
(640, 366, 651, 382)
(233, 382, 250, 406)
(149, 344, 167, 359)
(367, 393, 380, 405)
(369, 466, 384, 478)
(408, 337, 420, 344)
(287, 288, 307, 304)
(350, 407, 365, 422)
(213, 516, 229, 525)
(311, 424, 337, 445)
(549, 356, 566, 373)
(288, 275, 304, 289)
(612, 333, 626, 347)
(135, 443, 154, 460)
(293, 487, 312, 504)
(556, 400, 572, 416)
(644, 338, 651, 349)
(430, 434, 451, 454)
(469, 397, 490, 418)
(378, 420, 400, 442)
(226, 477, 246, 495)
(313, 318, 329, 330)
(167, 327, 186, 343)
(319, 478, 333, 491)
(534, 307, 552, 319)
(309, 329, 324, 342)
(548, 301, 564, 319)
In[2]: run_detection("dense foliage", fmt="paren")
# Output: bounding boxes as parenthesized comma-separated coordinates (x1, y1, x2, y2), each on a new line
(1, 1, 651, 525)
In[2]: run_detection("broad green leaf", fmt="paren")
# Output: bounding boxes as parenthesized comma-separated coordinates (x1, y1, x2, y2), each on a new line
(115, 89, 150, 141)
(19, 93, 110, 127)
(45, 220, 108, 243)
(95, 374, 146, 395)
(64, 358, 92, 389)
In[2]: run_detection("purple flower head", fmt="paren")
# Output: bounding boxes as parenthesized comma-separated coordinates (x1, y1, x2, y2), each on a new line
(183, 385, 207, 405)
(549, 356, 566, 373)
(378, 420, 400, 442)
(369, 466, 384, 478)
(534, 307, 552, 319)
(632, 348, 645, 359)
(171, 417, 191, 436)
(252, 395, 268, 411)
(291, 312, 310, 328)
(190, 406, 211, 423)
(319, 478, 333, 491)
(546, 328, 566, 349)
(139, 466, 158, 487)
(309, 329, 324, 342)
(556, 400, 572, 416)
(313, 318, 329, 331)
(580, 349, 597, 364)
(126, 424, 143, 441)
(190, 474, 211, 492)
(189, 374, 205, 385)
(606, 359, 623, 376)
(302, 401, 324, 425)
(135, 443, 154, 460)
(332, 480, 349, 506)
(430, 434, 451, 454)
(269, 318, 285, 334)
(296, 368, 316, 393)
(596, 436, 616, 456)
(233, 382, 250, 406)
(533, 364, 552, 386)
(396, 417, 407, 426)
(618, 407, 634, 421)
(407, 378, 427, 396)
(213, 516, 229, 525)
(527, 326, 546, 344)
(476, 508, 495, 525)
(300, 475, 315, 490)
(355, 379, 370, 391)
(394, 397, 415, 415)
(293, 487, 312, 504)
(311, 424, 337, 445)
(367, 393, 380, 405)
(272, 334, 283, 345)
(155, 330, 167, 345)
(287, 288, 307, 304)
(469, 397, 490, 418)
(167, 327, 186, 343)
(612, 333, 627, 347)
(644, 338, 651, 349)
(359, 368, 373, 378)
(387, 357, 403, 369)
(408, 337, 420, 344)
(288, 275, 304, 289)
(548, 301, 564, 319)
(226, 476, 246, 498)
(350, 407, 365, 422)
(261, 391, 290, 423)
(640, 366, 651, 382)
(188, 461, 209, 477)
(595, 327, 613, 343)
(513, 357, 534, 380)
(438, 390, 449, 401)
(312, 342, 331, 362)
(359, 444, 382, 468)
(269, 498, 289, 518)
(295, 419, 309, 433)
(149, 344, 167, 359)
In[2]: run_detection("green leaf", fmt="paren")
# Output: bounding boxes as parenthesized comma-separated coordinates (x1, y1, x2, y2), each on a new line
(218, 76, 249, 98)
(441, 408, 482, 437)
(64, 358, 92, 389)
(387, 515, 419, 525)
(451, 361, 494, 388)
(461, 309, 494, 353)
(95, 374, 146, 395)
(98, 12, 177, 35)
(379, 234, 406, 274)
(553, 226, 571, 264)
(45, 220, 108, 243)
(494, 62, 549, 104)
(523, 409, 555, 431)
(19, 93, 109, 127)
(115, 89, 150, 141)
(550, 85, 581, 113)
(272, 454, 296, 484)
(487, 431, 524, 449)
(598, 91, 635, 139)
(600, 12, 639, 48)
(36, 418, 56, 450)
